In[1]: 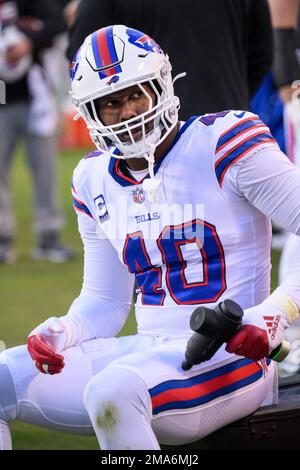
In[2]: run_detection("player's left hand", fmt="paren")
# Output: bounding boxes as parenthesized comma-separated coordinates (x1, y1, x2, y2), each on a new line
(28, 334, 65, 374)
(226, 301, 289, 360)
(27, 318, 67, 375)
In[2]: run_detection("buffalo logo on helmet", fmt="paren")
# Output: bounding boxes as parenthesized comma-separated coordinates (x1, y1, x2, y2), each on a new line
(126, 28, 163, 54)
(107, 75, 120, 86)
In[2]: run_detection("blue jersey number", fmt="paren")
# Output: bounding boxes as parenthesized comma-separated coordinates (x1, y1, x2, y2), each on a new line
(123, 219, 226, 305)
(123, 232, 166, 306)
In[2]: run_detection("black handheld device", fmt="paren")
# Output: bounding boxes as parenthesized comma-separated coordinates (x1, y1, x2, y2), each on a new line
(182, 299, 290, 370)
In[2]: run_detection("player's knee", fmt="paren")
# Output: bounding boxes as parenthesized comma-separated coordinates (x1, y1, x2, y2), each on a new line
(84, 367, 149, 418)
(0, 359, 17, 422)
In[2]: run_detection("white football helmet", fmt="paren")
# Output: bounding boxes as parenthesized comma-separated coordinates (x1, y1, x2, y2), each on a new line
(70, 25, 180, 161)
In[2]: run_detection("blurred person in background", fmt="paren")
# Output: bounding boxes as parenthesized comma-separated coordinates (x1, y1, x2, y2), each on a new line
(0, 0, 75, 263)
(268, 0, 300, 375)
(67, 0, 273, 120)
(43, 1, 81, 133)
(269, 0, 300, 283)
(42, 0, 91, 151)
(62, 0, 80, 29)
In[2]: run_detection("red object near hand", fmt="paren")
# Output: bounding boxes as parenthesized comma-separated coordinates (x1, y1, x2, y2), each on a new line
(225, 324, 269, 361)
(27, 334, 65, 374)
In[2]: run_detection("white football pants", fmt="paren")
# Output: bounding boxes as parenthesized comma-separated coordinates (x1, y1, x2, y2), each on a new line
(0, 334, 277, 450)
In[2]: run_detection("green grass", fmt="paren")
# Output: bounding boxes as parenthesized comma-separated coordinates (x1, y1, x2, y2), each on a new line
(0, 148, 280, 449)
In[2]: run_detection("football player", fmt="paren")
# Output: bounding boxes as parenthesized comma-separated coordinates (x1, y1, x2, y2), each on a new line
(1, 25, 300, 450)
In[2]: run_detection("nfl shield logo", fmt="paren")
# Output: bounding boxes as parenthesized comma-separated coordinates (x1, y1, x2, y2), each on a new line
(132, 187, 145, 204)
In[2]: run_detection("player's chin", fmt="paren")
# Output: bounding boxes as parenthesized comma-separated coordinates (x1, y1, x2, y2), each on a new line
(119, 123, 153, 143)
(120, 129, 142, 143)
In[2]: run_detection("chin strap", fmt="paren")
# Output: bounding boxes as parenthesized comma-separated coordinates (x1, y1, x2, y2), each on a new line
(142, 144, 162, 202)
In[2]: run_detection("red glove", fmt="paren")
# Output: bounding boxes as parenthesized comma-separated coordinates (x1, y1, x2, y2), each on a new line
(226, 300, 289, 361)
(27, 317, 67, 375)
(226, 325, 269, 361)
(27, 334, 65, 375)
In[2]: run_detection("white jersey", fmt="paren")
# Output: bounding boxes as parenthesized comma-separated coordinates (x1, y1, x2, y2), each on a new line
(71, 110, 300, 336)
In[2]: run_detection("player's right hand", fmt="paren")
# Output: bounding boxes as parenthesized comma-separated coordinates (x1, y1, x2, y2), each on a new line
(27, 318, 67, 375)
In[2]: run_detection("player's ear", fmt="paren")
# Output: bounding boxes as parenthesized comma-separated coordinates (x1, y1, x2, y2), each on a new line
(153, 79, 161, 93)
(151, 80, 160, 105)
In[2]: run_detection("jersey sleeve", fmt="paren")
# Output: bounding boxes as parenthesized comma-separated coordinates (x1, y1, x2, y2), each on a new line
(211, 112, 300, 317)
(213, 110, 279, 187)
(71, 160, 95, 221)
(65, 223, 134, 342)
(232, 146, 300, 235)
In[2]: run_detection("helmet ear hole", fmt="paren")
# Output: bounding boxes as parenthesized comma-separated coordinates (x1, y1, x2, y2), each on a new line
(152, 79, 162, 99)
(86, 101, 93, 118)
(86, 100, 101, 123)
(92, 98, 102, 121)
